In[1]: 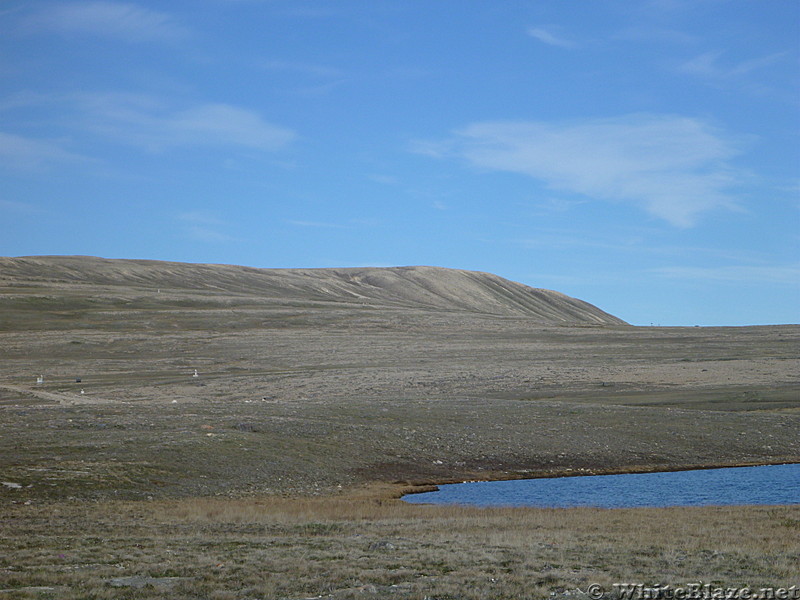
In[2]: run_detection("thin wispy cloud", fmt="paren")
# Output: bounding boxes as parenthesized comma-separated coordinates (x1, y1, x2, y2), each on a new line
(614, 26, 697, 45)
(293, 79, 349, 98)
(184, 227, 239, 243)
(367, 174, 398, 185)
(678, 50, 787, 79)
(0, 91, 52, 112)
(260, 59, 343, 79)
(287, 220, 348, 229)
(526, 26, 576, 49)
(416, 114, 745, 227)
(529, 197, 589, 215)
(653, 263, 800, 285)
(278, 6, 341, 19)
(0, 131, 90, 169)
(21, 1, 189, 43)
(0, 199, 49, 215)
(515, 231, 775, 264)
(178, 212, 240, 243)
(178, 211, 227, 227)
(167, 104, 295, 150)
(516, 233, 642, 253)
(69, 93, 296, 153)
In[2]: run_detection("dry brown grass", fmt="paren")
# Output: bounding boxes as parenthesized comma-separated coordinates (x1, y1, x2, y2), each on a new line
(2, 489, 798, 599)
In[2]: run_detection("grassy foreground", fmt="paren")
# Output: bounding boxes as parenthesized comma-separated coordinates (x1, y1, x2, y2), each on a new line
(2, 489, 799, 599)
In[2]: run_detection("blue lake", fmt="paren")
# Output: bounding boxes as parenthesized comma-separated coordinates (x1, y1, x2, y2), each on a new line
(402, 463, 800, 508)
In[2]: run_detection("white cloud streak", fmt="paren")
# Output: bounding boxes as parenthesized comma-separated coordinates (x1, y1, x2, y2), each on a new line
(167, 104, 295, 150)
(0, 131, 90, 169)
(178, 211, 227, 227)
(678, 50, 787, 79)
(0, 199, 49, 215)
(0, 93, 295, 168)
(526, 26, 575, 49)
(613, 26, 697, 45)
(260, 59, 343, 79)
(22, 1, 189, 43)
(653, 264, 800, 285)
(416, 114, 746, 227)
(178, 212, 240, 243)
(287, 220, 348, 229)
(71, 93, 296, 152)
(184, 227, 239, 243)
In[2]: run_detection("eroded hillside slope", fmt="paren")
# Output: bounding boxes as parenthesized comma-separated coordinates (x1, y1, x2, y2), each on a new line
(0, 255, 626, 325)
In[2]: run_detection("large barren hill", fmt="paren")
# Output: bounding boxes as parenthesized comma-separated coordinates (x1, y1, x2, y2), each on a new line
(0, 255, 626, 325)
(0, 254, 797, 502)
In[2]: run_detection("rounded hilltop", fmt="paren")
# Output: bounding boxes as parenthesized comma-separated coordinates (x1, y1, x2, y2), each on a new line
(1, 255, 626, 325)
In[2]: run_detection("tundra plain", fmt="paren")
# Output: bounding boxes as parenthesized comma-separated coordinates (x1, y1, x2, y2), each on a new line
(1, 256, 798, 599)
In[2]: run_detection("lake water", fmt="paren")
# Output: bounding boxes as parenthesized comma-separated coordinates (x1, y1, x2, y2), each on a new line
(402, 463, 800, 508)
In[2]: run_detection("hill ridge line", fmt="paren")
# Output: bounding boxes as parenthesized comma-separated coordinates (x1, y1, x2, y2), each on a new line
(0, 255, 628, 325)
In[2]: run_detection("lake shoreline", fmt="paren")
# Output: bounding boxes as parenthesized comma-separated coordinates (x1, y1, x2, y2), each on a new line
(396, 458, 800, 501)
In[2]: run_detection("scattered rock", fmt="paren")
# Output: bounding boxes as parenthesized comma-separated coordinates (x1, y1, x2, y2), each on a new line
(234, 422, 259, 433)
(106, 576, 193, 589)
(369, 540, 397, 551)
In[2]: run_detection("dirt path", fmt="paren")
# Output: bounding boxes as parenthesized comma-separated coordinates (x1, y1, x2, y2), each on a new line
(0, 383, 114, 406)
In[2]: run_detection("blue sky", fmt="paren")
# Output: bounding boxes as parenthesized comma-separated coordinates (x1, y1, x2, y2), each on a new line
(1, 0, 798, 325)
